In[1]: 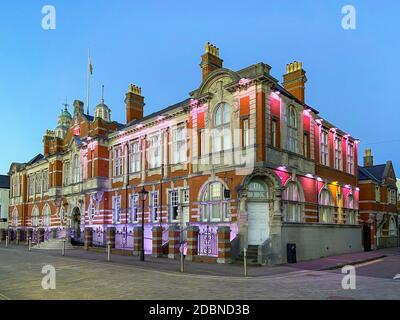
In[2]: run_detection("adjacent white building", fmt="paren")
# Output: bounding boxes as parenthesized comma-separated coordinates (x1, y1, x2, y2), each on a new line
(0, 175, 10, 229)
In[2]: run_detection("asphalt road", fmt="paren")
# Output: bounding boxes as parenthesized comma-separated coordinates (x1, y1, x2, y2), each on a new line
(0, 245, 399, 300)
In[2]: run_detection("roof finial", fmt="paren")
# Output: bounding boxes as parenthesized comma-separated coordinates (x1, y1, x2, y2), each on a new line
(62, 96, 69, 111)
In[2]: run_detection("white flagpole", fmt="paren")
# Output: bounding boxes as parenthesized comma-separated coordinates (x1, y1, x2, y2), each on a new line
(86, 48, 91, 115)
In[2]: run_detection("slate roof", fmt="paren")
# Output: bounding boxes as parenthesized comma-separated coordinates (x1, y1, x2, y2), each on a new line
(0, 175, 10, 189)
(27, 154, 44, 166)
(358, 164, 386, 183)
(123, 98, 191, 129)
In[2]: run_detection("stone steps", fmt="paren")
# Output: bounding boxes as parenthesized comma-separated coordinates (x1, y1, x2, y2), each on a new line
(32, 238, 75, 250)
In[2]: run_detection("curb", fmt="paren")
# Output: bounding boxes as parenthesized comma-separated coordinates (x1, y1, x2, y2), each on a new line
(317, 255, 386, 271)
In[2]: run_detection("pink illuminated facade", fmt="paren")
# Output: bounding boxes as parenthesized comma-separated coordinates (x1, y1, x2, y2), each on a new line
(7, 43, 363, 264)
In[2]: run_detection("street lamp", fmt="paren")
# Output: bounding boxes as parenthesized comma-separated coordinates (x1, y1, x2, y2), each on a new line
(138, 186, 148, 261)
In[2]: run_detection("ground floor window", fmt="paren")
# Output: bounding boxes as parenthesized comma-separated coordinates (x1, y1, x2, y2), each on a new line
(130, 193, 138, 223)
(282, 181, 303, 222)
(89, 202, 95, 223)
(389, 216, 398, 236)
(347, 210, 357, 224)
(32, 207, 40, 227)
(200, 181, 230, 222)
(169, 189, 179, 221)
(319, 188, 334, 223)
(112, 196, 121, 223)
(42, 204, 51, 227)
(12, 208, 18, 227)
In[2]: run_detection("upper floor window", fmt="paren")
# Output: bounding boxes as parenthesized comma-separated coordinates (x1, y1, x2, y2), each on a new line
(63, 162, 70, 186)
(375, 185, 380, 202)
(320, 129, 329, 166)
(242, 118, 250, 148)
(82, 156, 88, 180)
(72, 154, 81, 183)
(213, 103, 231, 152)
(12, 176, 19, 197)
(303, 132, 309, 158)
(114, 146, 123, 177)
(334, 137, 343, 170)
(347, 142, 355, 174)
(199, 129, 205, 157)
(42, 171, 49, 192)
(149, 135, 161, 169)
(173, 125, 187, 164)
(287, 107, 298, 153)
(270, 118, 279, 148)
(130, 141, 141, 173)
(35, 173, 42, 194)
(28, 175, 35, 196)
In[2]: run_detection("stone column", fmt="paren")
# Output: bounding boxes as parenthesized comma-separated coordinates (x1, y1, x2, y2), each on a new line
(186, 226, 199, 261)
(217, 226, 231, 264)
(168, 224, 181, 259)
(84, 227, 93, 250)
(152, 226, 163, 258)
(26, 229, 32, 244)
(106, 227, 116, 248)
(133, 226, 142, 256)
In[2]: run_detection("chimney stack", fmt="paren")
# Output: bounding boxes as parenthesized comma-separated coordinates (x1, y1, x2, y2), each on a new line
(200, 42, 223, 81)
(363, 148, 374, 167)
(125, 84, 145, 124)
(283, 61, 307, 103)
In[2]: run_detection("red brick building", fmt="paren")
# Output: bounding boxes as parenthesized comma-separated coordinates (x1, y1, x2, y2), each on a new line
(358, 149, 399, 250)
(7, 43, 362, 264)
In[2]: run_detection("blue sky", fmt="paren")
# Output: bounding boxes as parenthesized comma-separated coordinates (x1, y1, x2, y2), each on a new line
(0, 0, 399, 174)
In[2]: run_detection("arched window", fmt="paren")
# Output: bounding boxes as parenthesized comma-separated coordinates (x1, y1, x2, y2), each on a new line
(12, 207, 18, 227)
(346, 194, 357, 224)
(319, 188, 334, 223)
(213, 103, 231, 152)
(287, 106, 298, 153)
(72, 154, 80, 183)
(31, 206, 40, 227)
(42, 204, 51, 227)
(200, 181, 229, 222)
(283, 181, 303, 222)
(389, 216, 398, 236)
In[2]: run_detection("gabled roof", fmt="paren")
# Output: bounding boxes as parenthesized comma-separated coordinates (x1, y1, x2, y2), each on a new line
(27, 154, 44, 166)
(358, 164, 387, 183)
(0, 175, 10, 189)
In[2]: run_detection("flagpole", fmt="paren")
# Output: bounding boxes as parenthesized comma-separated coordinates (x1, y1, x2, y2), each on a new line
(86, 48, 91, 115)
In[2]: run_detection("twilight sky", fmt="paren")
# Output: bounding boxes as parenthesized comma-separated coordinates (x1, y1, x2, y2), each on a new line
(0, 0, 399, 175)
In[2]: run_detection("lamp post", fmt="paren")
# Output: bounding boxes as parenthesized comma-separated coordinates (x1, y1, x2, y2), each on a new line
(138, 186, 148, 261)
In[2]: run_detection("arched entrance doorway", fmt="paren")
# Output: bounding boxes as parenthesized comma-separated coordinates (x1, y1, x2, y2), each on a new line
(71, 207, 81, 240)
(247, 180, 270, 245)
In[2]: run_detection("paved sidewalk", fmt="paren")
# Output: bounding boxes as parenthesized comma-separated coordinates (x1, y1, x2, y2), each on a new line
(4, 242, 398, 277)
